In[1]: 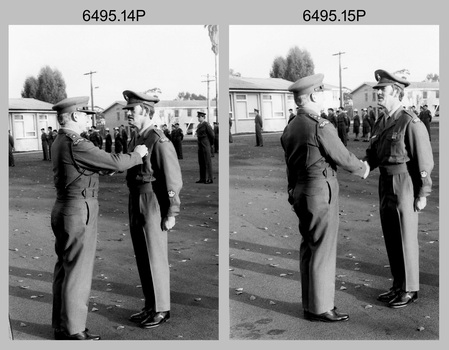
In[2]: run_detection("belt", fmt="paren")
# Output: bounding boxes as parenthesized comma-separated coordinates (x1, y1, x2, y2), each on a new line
(128, 183, 154, 194)
(56, 187, 97, 199)
(298, 167, 336, 181)
(379, 163, 408, 176)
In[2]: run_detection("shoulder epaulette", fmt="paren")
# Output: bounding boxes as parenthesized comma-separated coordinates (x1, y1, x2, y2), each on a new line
(412, 117, 421, 123)
(152, 128, 170, 143)
(65, 132, 86, 146)
(318, 119, 330, 128)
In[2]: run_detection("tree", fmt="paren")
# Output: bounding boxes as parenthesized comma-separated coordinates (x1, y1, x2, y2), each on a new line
(425, 73, 439, 82)
(269, 46, 315, 82)
(21, 65, 67, 104)
(176, 92, 207, 101)
(229, 69, 241, 77)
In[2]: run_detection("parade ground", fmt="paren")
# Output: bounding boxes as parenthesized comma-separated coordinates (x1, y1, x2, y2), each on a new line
(8, 140, 219, 340)
(229, 122, 440, 340)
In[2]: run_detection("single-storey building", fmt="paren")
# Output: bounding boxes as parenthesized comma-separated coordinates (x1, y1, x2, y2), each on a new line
(8, 98, 58, 152)
(229, 76, 341, 134)
(350, 81, 439, 117)
(100, 99, 217, 140)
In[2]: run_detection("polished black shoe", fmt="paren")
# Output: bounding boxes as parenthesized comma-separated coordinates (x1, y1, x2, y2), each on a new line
(140, 311, 170, 329)
(389, 291, 418, 308)
(304, 308, 349, 322)
(54, 329, 101, 340)
(196, 179, 205, 183)
(129, 307, 155, 323)
(205, 179, 213, 184)
(377, 288, 401, 302)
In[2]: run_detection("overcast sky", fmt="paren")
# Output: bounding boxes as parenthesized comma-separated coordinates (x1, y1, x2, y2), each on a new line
(230, 25, 439, 89)
(9, 25, 217, 108)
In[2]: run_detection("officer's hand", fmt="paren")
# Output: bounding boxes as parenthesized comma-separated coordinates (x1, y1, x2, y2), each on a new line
(134, 145, 148, 158)
(162, 216, 176, 231)
(361, 160, 370, 179)
(414, 197, 427, 211)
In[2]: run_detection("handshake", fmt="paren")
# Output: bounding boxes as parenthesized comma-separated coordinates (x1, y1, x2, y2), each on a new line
(134, 144, 149, 158)
(361, 160, 370, 179)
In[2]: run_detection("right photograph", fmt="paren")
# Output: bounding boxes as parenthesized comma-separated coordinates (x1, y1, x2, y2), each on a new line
(228, 25, 439, 340)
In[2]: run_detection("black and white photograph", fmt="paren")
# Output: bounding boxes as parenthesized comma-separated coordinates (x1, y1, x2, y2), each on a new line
(8, 24, 219, 340)
(229, 25, 439, 340)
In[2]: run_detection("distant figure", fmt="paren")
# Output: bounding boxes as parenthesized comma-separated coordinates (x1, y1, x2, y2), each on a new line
(171, 123, 184, 159)
(114, 127, 123, 154)
(288, 108, 296, 123)
(229, 116, 233, 143)
(105, 128, 112, 153)
(352, 109, 361, 141)
(162, 124, 171, 140)
(419, 104, 432, 140)
(327, 108, 337, 128)
(9, 130, 15, 167)
(195, 111, 214, 184)
(47, 126, 54, 160)
(41, 128, 49, 160)
(336, 107, 349, 146)
(254, 108, 263, 147)
(362, 108, 371, 142)
(120, 125, 128, 153)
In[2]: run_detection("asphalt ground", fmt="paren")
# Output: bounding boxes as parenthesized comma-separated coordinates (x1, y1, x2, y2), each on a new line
(229, 122, 440, 340)
(8, 138, 219, 340)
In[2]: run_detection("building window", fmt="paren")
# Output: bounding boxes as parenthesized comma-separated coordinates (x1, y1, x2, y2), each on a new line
(287, 95, 294, 101)
(436, 90, 439, 98)
(365, 93, 368, 102)
(423, 91, 428, 99)
(236, 94, 246, 100)
(187, 108, 192, 117)
(262, 95, 272, 100)
(372, 92, 376, 101)
(14, 114, 36, 138)
(175, 109, 179, 118)
(117, 112, 120, 121)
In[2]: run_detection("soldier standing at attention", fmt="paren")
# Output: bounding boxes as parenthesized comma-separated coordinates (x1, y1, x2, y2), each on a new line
(47, 126, 54, 160)
(327, 108, 337, 128)
(336, 107, 349, 146)
(120, 124, 129, 153)
(254, 108, 263, 147)
(50, 96, 148, 340)
(123, 90, 182, 329)
(171, 122, 184, 159)
(363, 70, 434, 308)
(41, 128, 49, 161)
(105, 128, 113, 153)
(418, 104, 432, 140)
(352, 109, 361, 141)
(195, 111, 214, 184)
(281, 74, 369, 323)
(114, 127, 123, 154)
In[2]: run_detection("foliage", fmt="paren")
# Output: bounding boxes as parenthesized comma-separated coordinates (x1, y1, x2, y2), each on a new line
(176, 92, 207, 100)
(269, 46, 315, 82)
(21, 66, 67, 104)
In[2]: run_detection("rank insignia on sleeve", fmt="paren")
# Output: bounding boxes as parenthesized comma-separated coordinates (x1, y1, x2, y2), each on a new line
(391, 132, 398, 140)
(420, 171, 427, 178)
(73, 138, 84, 146)
(168, 190, 176, 198)
(412, 118, 421, 123)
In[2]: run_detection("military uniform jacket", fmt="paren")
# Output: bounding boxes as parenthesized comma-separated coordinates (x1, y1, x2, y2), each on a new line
(255, 114, 263, 130)
(353, 115, 361, 128)
(196, 121, 214, 145)
(52, 128, 143, 197)
(126, 127, 183, 217)
(364, 108, 433, 198)
(171, 128, 184, 142)
(281, 107, 366, 193)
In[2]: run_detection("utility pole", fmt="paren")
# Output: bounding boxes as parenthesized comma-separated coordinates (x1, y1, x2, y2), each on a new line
(202, 74, 215, 121)
(332, 52, 345, 108)
(84, 70, 97, 126)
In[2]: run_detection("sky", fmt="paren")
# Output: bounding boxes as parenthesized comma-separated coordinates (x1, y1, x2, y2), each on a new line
(9, 25, 217, 109)
(230, 25, 439, 90)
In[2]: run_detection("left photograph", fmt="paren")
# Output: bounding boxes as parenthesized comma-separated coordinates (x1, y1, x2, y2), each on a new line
(8, 25, 219, 340)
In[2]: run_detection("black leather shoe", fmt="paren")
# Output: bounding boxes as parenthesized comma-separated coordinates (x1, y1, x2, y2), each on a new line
(140, 311, 170, 329)
(205, 179, 213, 184)
(196, 179, 205, 183)
(129, 307, 155, 323)
(54, 329, 101, 340)
(377, 288, 401, 302)
(304, 308, 349, 322)
(389, 291, 418, 308)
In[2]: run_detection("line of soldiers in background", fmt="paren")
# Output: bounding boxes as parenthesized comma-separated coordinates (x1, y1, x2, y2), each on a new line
(316, 104, 433, 146)
(40, 126, 58, 161)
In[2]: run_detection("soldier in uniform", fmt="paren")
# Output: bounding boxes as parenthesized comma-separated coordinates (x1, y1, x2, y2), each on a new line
(41, 128, 49, 160)
(288, 108, 296, 123)
(254, 108, 263, 146)
(105, 128, 112, 153)
(362, 108, 371, 142)
(47, 126, 54, 160)
(50, 96, 148, 340)
(363, 70, 434, 308)
(327, 108, 337, 128)
(352, 109, 361, 141)
(170, 123, 184, 159)
(121, 124, 129, 153)
(280, 73, 369, 323)
(122, 90, 183, 329)
(114, 127, 123, 154)
(9, 130, 15, 167)
(418, 104, 432, 140)
(336, 107, 349, 146)
(213, 121, 219, 153)
(195, 111, 214, 184)
(229, 116, 233, 143)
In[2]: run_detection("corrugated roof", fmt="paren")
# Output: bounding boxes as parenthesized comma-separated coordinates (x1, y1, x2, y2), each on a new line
(9, 98, 55, 111)
(229, 76, 293, 91)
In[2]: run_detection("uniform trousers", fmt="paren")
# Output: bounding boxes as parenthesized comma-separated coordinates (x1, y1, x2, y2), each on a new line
(128, 189, 170, 312)
(379, 169, 419, 291)
(198, 138, 213, 181)
(293, 174, 339, 315)
(51, 196, 98, 334)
